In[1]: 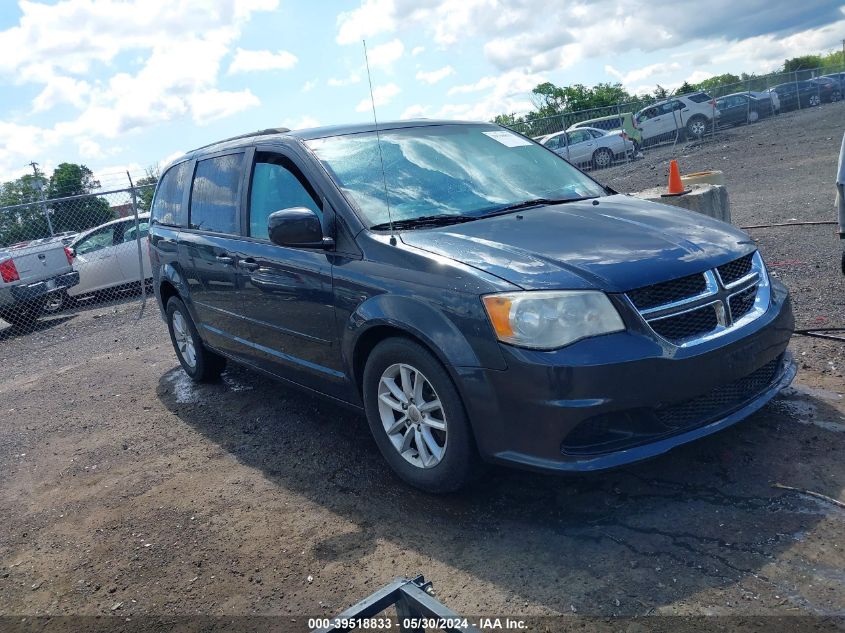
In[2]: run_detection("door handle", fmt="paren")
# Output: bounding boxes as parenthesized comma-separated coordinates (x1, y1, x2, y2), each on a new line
(216, 254, 234, 265)
(239, 259, 260, 271)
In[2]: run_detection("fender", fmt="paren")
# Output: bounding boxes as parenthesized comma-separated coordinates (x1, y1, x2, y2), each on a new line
(341, 293, 507, 386)
(156, 262, 201, 327)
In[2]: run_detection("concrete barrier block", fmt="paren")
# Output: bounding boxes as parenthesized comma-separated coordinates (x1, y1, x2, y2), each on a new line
(632, 183, 731, 224)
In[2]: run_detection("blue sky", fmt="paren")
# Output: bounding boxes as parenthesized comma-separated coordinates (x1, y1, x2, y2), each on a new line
(1, 0, 843, 188)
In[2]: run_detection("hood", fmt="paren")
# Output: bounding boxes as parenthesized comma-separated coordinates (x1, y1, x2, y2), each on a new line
(399, 194, 755, 292)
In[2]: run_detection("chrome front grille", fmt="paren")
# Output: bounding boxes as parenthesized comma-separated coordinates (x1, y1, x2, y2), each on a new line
(626, 251, 770, 347)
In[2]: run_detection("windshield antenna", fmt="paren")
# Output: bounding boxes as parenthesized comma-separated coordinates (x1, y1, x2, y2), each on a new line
(363, 39, 396, 244)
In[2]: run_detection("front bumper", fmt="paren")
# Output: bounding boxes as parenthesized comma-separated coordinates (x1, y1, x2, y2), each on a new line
(10, 271, 80, 304)
(456, 279, 795, 473)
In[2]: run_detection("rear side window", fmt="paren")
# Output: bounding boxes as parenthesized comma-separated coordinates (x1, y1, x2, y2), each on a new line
(686, 92, 712, 103)
(189, 154, 244, 234)
(151, 161, 190, 227)
(249, 155, 322, 240)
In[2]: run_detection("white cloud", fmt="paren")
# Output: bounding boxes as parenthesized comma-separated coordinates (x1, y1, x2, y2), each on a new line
(32, 77, 91, 112)
(302, 79, 318, 92)
(286, 115, 321, 129)
(367, 38, 405, 69)
(355, 83, 402, 112)
(416, 65, 455, 84)
(335, 0, 845, 76)
(336, 0, 398, 45)
(227, 48, 298, 74)
(188, 89, 261, 125)
(400, 104, 429, 119)
(328, 73, 362, 87)
(605, 62, 683, 91)
(437, 70, 543, 120)
(411, 46, 425, 56)
(0, 0, 278, 177)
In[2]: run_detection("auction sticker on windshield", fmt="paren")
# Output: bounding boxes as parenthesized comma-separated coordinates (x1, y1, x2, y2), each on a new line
(483, 130, 533, 147)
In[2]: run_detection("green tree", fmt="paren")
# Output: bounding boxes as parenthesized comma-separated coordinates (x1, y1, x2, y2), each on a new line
(0, 174, 51, 246)
(46, 163, 114, 233)
(784, 55, 823, 72)
(135, 166, 160, 213)
(675, 81, 696, 95)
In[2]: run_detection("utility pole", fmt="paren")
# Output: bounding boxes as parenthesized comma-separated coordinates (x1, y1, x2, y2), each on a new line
(29, 161, 53, 236)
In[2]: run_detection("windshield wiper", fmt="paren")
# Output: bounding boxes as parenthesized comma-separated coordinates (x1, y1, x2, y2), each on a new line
(479, 196, 597, 217)
(369, 214, 478, 231)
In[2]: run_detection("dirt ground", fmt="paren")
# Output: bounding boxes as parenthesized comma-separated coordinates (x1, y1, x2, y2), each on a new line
(1, 103, 844, 629)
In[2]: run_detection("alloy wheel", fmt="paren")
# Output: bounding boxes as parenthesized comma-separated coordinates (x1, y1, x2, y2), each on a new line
(809, 95, 821, 107)
(377, 363, 447, 469)
(594, 149, 612, 169)
(172, 310, 197, 370)
(689, 120, 706, 136)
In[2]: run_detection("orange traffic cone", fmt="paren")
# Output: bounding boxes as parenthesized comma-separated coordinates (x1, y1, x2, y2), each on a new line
(663, 159, 690, 197)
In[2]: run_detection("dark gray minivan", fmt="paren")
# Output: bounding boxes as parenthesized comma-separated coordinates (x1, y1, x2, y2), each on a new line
(149, 121, 795, 492)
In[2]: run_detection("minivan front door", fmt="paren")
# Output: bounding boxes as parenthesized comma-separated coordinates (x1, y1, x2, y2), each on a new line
(235, 151, 345, 395)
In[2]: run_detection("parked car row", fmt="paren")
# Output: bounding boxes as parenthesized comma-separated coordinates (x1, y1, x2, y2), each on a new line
(528, 71, 845, 159)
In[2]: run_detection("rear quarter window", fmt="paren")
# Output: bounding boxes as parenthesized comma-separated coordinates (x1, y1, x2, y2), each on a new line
(151, 161, 190, 227)
(686, 92, 713, 103)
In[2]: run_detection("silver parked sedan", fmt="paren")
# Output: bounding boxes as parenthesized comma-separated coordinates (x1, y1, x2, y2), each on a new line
(539, 127, 634, 169)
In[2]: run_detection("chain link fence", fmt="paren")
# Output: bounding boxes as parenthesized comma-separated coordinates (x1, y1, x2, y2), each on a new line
(503, 63, 845, 173)
(0, 184, 155, 336)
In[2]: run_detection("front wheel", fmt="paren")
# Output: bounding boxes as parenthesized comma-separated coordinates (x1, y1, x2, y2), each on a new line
(362, 337, 482, 493)
(808, 94, 821, 107)
(831, 90, 841, 103)
(165, 297, 226, 382)
(591, 147, 614, 170)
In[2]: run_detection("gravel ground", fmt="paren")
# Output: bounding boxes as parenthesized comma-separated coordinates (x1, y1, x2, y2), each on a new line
(1, 103, 844, 629)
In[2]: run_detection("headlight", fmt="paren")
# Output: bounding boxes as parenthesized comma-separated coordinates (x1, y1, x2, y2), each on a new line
(482, 290, 625, 350)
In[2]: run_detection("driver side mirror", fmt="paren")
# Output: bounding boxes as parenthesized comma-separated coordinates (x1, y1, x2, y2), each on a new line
(267, 207, 333, 249)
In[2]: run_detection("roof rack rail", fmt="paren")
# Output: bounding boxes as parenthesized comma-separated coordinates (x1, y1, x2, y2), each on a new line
(188, 127, 291, 154)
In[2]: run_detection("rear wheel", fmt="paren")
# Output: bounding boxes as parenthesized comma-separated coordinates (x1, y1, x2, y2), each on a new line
(747, 110, 759, 124)
(41, 291, 66, 314)
(686, 116, 708, 138)
(591, 147, 614, 170)
(831, 90, 841, 103)
(165, 297, 226, 382)
(809, 94, 821, 107)
(362, 337, 482, 493)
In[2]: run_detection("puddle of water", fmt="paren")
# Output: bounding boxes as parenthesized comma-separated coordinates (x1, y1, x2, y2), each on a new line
(222, 373, 254, 393)
(165, 371, 201, 404)
(775, 385, 845, 434)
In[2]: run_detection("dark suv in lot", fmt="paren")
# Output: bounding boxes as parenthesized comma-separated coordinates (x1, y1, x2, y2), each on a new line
(149, 121, 795, 492)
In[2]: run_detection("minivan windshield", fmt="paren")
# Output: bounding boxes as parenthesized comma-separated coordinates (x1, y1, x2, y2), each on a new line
(305, 124, 607, 228)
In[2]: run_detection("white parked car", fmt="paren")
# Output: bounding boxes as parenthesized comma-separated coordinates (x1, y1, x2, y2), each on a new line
(539, 127, 634, 169)
(67, 214, 151, 301)
(634, 92, 718, 145)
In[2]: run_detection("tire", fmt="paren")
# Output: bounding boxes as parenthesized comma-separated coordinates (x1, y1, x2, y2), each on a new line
(165, 296, 226, 382)
(831, 91, 841, 103)
(686, 116, 708, 138)
(41, 291, 66, 314)
(362, 337, 482, 493)
(0, 303, 40, 329)
(809, 94, 821, 107)
(747, 110, 759, 124)
(591, 147, 614, 170)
